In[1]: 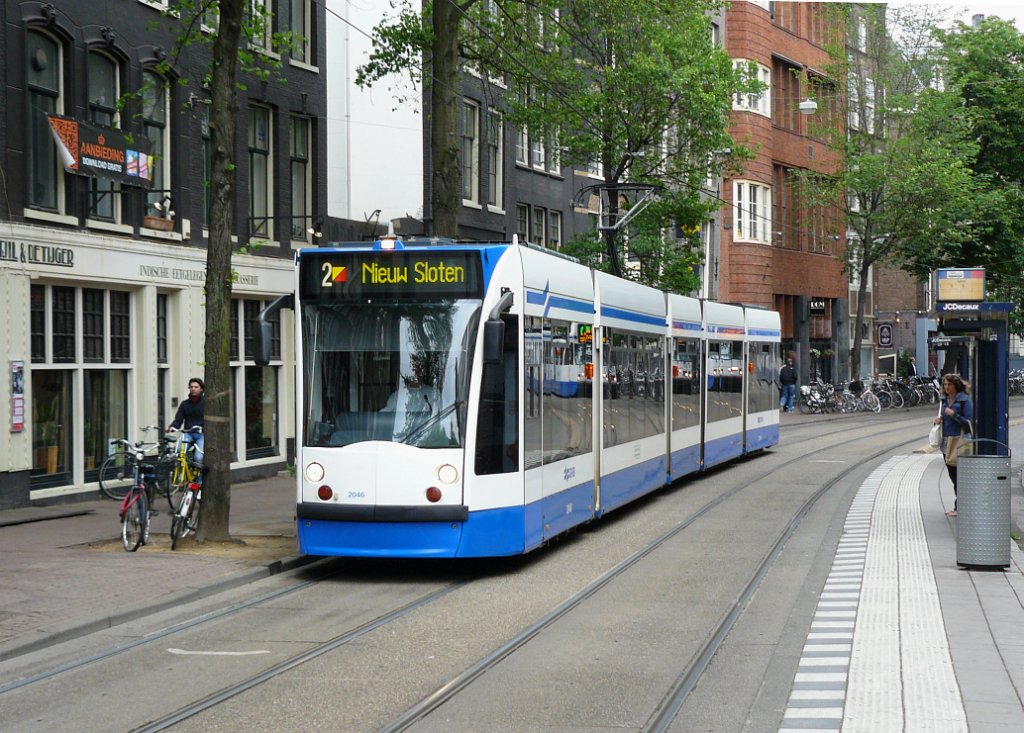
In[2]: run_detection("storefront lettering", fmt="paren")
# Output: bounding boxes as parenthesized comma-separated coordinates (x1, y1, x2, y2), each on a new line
(0, 241, 74, 267)
(137, 265, 259, 287)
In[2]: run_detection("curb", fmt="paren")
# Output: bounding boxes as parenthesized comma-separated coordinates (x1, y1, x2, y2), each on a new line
(0, 554, 318, 663)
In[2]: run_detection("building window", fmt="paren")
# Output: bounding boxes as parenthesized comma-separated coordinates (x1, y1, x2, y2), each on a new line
(88, 51, 120, 222)
(547, 210, 562, 249)
(733, 60, 771, 117)
(31, 286, 46, 362)
(248, 106, 272, 239)
(486, 109, 503, 210)
(30, 285, 132, 486)
(288, 0, 311, 63)
(156, 292, 169, 430)
(864, 78, 876, 135)
(773, 59, 802, 133)
(52, 286, 76, 363)
(516, 119, 529, 166)
(734, 180, 772, 243)
(27, 31, 63, 212)
(249, 0, 272, 50)
(848, 73, 860, 131)
(83, 289, 105, 362)
(516, 204, 529, 240)
(459, 99, 480, 204)
(290, 116, 311, 241)
(232, 299, 280, 460)
(531, 205, 546, 244)
(142, 71, 169, 218)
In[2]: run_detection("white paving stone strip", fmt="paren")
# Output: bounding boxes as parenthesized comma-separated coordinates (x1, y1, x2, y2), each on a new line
(778, 455, 968, 733)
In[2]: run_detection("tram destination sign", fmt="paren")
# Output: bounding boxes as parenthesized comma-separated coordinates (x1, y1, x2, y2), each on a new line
(300, 250, 483, 301)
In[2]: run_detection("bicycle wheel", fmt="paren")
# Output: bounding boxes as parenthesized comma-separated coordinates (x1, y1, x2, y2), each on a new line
(100, 451, 138, 501)
(121, 490, 147, 552)
(862, 390, 881, 413)
(876, 390, 892, 409)
(170, 485, 198, 550)
(890, 389, 905, 409)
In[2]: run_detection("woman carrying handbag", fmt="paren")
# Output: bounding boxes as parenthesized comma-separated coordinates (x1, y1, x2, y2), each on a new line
(934, 373, 973, 517)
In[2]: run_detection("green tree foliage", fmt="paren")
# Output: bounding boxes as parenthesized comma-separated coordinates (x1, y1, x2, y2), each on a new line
(804, 4, 997, 379)
(923, 17, 1024, 332)
(358, 0, 754, 289)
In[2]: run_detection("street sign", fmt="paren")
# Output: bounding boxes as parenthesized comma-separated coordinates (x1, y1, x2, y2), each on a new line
(877, 322, 893, 347)
(809, 298, 826, 316)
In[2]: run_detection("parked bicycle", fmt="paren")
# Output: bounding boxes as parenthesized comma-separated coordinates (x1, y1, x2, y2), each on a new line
(167, 427, 204, 549)
(98, 425, 172, 501)
(119, 448, 160, 552)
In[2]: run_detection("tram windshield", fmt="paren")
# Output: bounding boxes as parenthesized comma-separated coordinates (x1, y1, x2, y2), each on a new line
(302, 299, 481, 448)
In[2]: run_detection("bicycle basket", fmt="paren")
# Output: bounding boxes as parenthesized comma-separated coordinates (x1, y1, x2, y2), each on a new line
(848, 380, 864, 395)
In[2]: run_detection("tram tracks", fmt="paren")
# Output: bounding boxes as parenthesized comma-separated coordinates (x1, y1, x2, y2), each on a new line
(0, 410, 948, 733)
(376, 418, 930, 732)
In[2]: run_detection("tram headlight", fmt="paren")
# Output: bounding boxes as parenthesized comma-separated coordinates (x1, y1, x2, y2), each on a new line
(305, 462, 325, 483)
(437, 463, 458, 484)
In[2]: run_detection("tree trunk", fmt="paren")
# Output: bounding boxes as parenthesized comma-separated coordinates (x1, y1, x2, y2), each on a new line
(850, 259, 871, 382)
(199, 0, 243, 542)
(429, 0, 461, 237)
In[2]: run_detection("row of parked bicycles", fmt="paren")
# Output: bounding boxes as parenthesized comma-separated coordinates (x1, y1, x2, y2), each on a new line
(97, 425, 204, 552)
(796, 375, 942, 415)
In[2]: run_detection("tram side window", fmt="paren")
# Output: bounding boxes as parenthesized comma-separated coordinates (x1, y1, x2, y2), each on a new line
(476, 314, 519, 475)
(542, 318, 592, 464)
(672, 338, 700, 431)
(748, 342, 777, 414)
(524, 317, 543, 469)
(604, 329, 663, 443)
(707, 341, 742, 422)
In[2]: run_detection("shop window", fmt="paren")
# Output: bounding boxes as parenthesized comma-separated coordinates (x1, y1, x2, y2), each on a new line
(30, 285, 132, 487)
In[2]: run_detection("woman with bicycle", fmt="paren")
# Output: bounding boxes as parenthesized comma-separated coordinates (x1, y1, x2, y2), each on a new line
(167, 377, 205, 469)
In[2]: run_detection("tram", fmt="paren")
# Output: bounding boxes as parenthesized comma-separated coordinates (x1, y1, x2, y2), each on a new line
(258, 236, 780, 558)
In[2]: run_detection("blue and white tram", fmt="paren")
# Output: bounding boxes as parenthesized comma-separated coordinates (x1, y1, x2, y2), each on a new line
(266, 237, 779, 558)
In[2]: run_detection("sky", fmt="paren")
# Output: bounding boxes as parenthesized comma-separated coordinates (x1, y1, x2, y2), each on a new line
(880, 1, 1022, 30)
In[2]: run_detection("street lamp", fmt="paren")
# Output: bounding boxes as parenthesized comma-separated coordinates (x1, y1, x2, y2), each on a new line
(799, 99, 818, 115)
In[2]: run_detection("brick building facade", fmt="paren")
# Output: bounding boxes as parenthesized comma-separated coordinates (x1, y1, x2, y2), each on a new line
(721, 2, 848, 384)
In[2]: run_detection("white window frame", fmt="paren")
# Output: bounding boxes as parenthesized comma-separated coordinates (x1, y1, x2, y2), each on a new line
(486, 109, 504, 211)
(531, 205, 546, 245)
(864, 77, 875, 135)
(86, 50, 122, 227)
(516, 204, 529, 241)
(733, 60, 771, 117)
(142, 71, 170, 230)
(547, 210, 562, 249)
(248, 105, 273, 240)
(459, 99, 480, 205)
(733, 180, 772, 244)
(288, 0, 311, 64)
(848, 73, 861, 131)
(290, 115, 312, 246)
(249, 0, 273, 53)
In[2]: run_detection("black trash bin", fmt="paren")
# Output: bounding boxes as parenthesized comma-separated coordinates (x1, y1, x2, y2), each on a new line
(955, 439, 1011, 569)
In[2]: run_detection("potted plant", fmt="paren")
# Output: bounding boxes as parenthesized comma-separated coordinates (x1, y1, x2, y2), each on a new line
(34, 394, 60, 473)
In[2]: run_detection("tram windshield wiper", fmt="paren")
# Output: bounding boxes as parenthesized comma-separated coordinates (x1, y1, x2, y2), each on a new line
(398, 400, 466, 446)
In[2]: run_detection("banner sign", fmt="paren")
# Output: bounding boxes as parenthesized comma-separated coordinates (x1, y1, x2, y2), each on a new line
(47, 115, 155, 187)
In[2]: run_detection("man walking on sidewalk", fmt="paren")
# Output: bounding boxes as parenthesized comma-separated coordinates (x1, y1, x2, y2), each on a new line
(779, 357, 798, 413)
